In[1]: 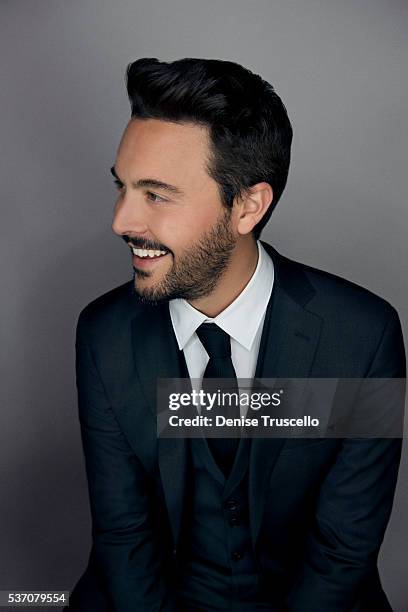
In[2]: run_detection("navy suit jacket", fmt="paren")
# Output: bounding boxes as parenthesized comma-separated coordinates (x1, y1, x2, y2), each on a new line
(68, 242, 406, 611)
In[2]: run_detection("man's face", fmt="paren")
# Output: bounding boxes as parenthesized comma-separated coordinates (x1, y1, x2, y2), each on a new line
(112, 118, 238, 304)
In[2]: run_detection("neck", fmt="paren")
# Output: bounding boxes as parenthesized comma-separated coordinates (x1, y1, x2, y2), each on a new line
(188, 236, 259, 318)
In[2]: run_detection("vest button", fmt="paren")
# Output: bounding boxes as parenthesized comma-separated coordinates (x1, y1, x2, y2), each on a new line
(225, 498, 238, 511)
(229, 515, 240, 526)
(231, 551, 244, 561)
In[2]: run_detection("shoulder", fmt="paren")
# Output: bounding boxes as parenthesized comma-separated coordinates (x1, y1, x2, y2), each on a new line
(304, 260, 395, 317)
(269, 248, 405, 374)
(76, 280, 143, 344)
(266, 243, 401, 331)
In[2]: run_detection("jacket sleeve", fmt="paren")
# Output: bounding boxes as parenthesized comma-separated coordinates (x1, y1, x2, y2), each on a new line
(286, 307, 406, 611)
(76, 310, 178, 612)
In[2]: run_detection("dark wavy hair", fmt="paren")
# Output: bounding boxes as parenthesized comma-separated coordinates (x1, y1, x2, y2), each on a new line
(126, 57, 293, 239)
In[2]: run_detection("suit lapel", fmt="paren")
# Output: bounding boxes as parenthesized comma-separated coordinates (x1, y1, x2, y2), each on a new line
(131, 303, 189, 548)
(249, 242, 323, 545)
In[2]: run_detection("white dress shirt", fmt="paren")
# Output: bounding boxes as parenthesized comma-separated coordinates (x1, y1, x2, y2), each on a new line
(169, 241, 274, 416)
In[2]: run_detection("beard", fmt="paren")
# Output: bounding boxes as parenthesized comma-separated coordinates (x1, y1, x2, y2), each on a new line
(131, 206, 237, 305)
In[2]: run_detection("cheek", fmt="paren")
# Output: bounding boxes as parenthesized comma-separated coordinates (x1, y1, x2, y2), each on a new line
(156, 208, 215, 247)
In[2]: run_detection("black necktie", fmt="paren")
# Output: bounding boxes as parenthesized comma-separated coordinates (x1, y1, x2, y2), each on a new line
(196, 323, 240, 476)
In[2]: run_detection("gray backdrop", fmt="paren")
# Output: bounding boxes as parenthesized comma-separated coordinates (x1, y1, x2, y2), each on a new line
(1, 0, 407, 610)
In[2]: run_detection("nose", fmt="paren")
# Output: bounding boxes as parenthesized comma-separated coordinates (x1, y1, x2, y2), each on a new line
(111, 193, 149, 237)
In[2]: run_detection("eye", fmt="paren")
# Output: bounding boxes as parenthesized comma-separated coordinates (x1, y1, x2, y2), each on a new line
(146, 191, 167, 203)
(113, 179, 124, 191)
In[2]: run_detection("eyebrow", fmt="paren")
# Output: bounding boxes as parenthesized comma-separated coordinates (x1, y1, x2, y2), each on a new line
(110, 166, 185, 197)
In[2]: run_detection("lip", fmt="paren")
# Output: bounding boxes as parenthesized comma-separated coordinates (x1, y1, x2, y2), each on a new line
(132, 252, 170, 269)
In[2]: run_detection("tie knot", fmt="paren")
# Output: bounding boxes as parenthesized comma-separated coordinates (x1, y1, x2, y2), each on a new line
(196, 323, 232, 359)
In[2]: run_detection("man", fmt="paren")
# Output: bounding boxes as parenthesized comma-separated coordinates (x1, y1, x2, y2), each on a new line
(68, 58, 405, 611)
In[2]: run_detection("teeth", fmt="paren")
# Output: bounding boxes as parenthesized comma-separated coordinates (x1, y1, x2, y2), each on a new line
(131, 247, 167, 258)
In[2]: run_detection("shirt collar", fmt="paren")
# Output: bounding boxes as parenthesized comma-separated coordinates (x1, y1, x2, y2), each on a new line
(169, 241, 274, 351)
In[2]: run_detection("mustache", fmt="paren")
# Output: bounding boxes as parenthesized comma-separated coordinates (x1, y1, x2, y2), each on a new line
(122, 235, 170, 252)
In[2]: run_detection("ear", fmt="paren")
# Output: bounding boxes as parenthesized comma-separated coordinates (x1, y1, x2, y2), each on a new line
(236, 182, 273, 236)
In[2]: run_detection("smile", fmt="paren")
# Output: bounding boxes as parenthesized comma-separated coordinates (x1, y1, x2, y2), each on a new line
(130, 246, 168, 258)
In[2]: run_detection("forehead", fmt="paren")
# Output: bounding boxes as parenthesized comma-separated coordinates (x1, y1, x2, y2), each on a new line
(116, 118, 212, 186)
